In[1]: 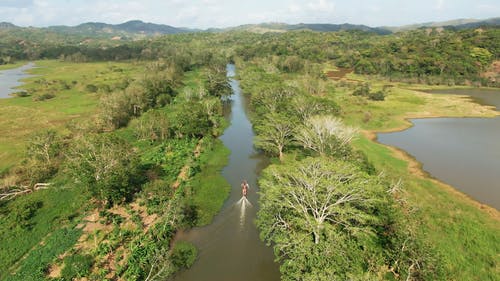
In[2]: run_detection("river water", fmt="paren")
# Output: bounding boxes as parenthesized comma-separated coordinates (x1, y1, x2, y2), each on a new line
(378, 89, 500, 209)
(0, 62, 35, 98)
(172, 64, 280, 281)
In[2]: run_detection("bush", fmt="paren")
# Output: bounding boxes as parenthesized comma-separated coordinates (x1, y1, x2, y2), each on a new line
(171, 241, 197, 269)
(61, 254, 94, 279)
(85, 84, 98, 93)
(11, 199, 43, 229)
(32, 93, 55, 101)
(14, 91, 29, 97)
(368, 90, 385, 101)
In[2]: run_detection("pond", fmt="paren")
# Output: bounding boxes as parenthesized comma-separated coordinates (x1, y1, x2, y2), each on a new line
(378, 89, 500, 209)
(0, 63, 35, 98)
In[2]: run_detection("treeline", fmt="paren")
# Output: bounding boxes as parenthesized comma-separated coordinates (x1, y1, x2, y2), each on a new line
(1, 27, 498, 86)
(238, 62, 443, 280)
(0, 53, 232, 280)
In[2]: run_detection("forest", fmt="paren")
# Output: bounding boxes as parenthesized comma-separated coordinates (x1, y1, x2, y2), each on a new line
(0, 24, 499, 281)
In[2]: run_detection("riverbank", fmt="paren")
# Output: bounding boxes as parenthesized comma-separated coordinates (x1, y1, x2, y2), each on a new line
(343, 86, 500, 280)
(356, 85, 499, 215)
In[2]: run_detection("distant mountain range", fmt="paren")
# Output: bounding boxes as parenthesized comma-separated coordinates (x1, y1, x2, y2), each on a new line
(208, 22, 391, 35)
(0, 18, 498, 38)
(47, 20, 197, 36)
(383, 17, 500, 32)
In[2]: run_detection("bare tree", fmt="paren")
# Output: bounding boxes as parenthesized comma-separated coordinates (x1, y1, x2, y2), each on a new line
(258, 157, 382, 245)
(295, 115, 357, 157)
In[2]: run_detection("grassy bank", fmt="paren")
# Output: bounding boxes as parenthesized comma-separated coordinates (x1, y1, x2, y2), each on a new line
(188, 140, 231, 226)
(332, 83, 500, 280)
(0, 60, 146, 172)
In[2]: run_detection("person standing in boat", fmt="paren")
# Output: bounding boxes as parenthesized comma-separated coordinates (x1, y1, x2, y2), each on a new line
(241, 180, 249, 197)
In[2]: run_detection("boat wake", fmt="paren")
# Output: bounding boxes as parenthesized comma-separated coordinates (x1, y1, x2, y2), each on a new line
(236, 196, 252, 229)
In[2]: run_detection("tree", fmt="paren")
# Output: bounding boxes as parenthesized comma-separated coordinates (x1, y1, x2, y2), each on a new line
(254, 113, 295, 161)
(168, 101, 213, 138)
(291, 95, 339, 122)
(295, 115, 357, 158)
(98, 91, 133, 130)
(66, 134, 142, 205)
(257, 157, 391, 280)
(205, 64, 231, 98)
(27, 129, 62, 165)
(132, 110, 170, 141)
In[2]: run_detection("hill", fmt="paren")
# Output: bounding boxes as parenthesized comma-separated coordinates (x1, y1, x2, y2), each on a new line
(0, 22, 18, 29)
(47, 20, 196, 37)
(383, 17, 500, 32)
(209, 22, 391, 34)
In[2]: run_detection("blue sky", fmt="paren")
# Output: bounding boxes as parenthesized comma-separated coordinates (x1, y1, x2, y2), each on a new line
(0, 0, 498, 28)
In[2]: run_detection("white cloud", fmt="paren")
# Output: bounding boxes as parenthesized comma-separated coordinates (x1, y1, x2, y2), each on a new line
(307, 0, 335, 12)
(0, 0, 499, 29)
(435, 0, 445, 10)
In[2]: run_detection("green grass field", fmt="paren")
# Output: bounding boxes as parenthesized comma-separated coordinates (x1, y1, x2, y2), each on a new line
(0, 60, 147, 173)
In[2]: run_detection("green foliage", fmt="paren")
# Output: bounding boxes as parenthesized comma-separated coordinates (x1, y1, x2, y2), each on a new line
(353, 83, 370, 97)
(0, 188, 87, 279)
(66, 134, 143, 204)
(171, 241, 197, 269)
(469, 47, 493, 68)
(257, 157, 396, 279)
(131, 109, 170, 142)
(277, 56, 305, 73)
(61, 253, 94, 279)
(85, 84, 98, 93)
(10, 199, 43, 230)
(254, 112, 296, 160)
(368, 90, 385, 101)
(4, 227, 81, 281)
(168, 101, 213, 138)
(32, 92, 55, 101)
(205, 64, 231, 97)
(188, 139, 230, 226)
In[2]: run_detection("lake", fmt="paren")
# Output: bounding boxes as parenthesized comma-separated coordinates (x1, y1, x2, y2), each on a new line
(378, 89, 500, 209)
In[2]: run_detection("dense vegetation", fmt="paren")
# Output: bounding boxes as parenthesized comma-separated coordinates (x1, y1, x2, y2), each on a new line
(0, 25, 498, 281)
(1, 26, 498, 86)
(0, 50, 231, 280)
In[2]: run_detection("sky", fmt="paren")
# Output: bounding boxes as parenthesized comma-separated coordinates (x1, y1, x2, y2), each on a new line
(0, 0, 498, 28)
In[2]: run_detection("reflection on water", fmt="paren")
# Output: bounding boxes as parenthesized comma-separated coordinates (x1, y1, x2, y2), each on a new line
(0, 63, 35, 98)
(171, 65, 280, 281)
(379, 89, 500, 209)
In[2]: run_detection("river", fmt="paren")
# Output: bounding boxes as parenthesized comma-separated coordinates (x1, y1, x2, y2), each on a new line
(171, 64, 281, 281)
(378, 89, 500, 209)
(0, 62, 35, 98)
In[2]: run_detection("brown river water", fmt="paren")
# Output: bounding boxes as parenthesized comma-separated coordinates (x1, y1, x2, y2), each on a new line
(378, 89, 500, 209)
(171, 64, 281, 281)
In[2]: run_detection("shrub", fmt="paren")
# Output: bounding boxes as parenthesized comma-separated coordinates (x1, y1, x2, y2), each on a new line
(14, 91, 29, 97)
(61, 254, 94, 279)
(32, 93, 55, 101)
(86, 84, 98, 93)
(171, 241, 197, 269)
(368, 90, 385, 101)
(11, 199, 43, 229)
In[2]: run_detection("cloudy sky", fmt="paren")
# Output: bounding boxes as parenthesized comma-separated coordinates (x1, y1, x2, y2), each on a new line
(0, 0, 498, 28)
